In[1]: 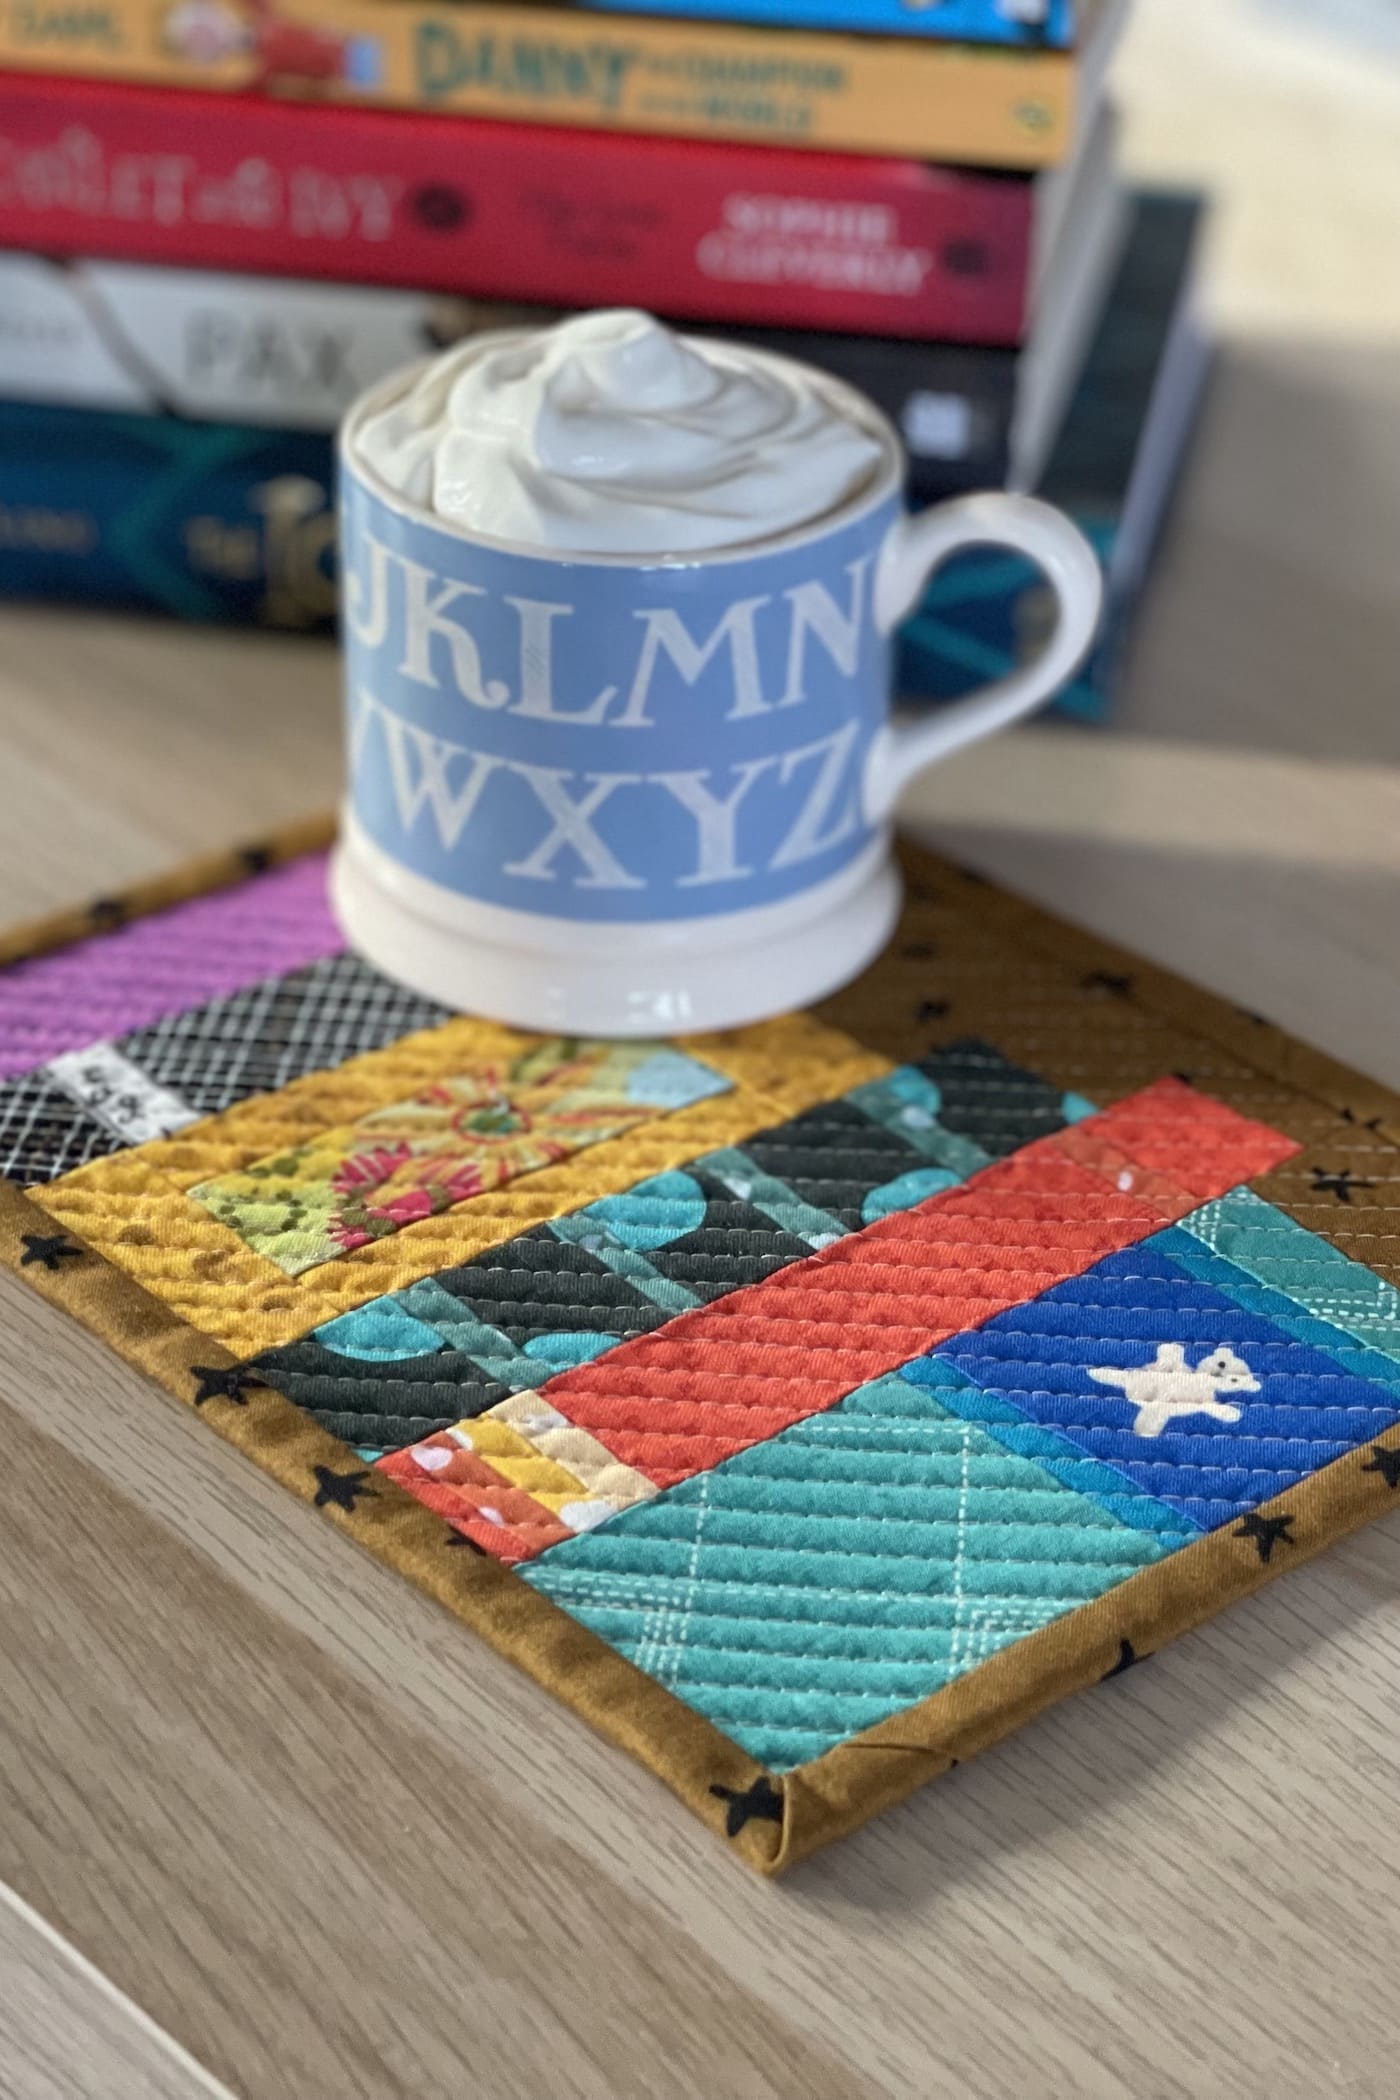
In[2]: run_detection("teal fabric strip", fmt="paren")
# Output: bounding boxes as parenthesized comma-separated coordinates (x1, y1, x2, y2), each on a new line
(1165, 1192, 1400, 1396)
(902, 1354, 1200, 1551)
(523, 1367, 1170, 1771)
(695, 1145, 847, 1247)
(846, 1066, 992, 1179)
(548, 1207, 703, 1316)
(389, 1274, 558, 1394)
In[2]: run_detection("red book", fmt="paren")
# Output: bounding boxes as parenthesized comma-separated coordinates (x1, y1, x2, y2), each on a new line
(0, 73, 1046, 345)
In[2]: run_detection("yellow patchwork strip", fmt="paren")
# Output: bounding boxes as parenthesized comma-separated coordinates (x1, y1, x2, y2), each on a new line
(34, 1010, 889, 1357)
(483, 1395, 658, 1516)
(445, 1413, 656, 1532)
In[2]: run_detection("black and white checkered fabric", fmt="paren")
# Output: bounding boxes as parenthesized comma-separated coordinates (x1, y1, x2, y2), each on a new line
(116, 953, 453, 1115)
(0, 953, 452, 1185)
(0, 1070, 122, 1185)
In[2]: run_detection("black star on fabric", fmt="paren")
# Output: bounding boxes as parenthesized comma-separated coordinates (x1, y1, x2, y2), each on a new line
(1310, 1166, 1377, 1205)
(917, 998, 952, 1024)
(87, 896, 127, 930)
(1081, 969, 1134, 999)
(1233, 1511, 1295, 1563)
(18, 1232, 83, 1272)
(1362, 1445, 1400, 1490)
(312, 1464, 377, 1513)
(1101, 1638, 1142, 1680)
(709, 1775, 784, 1839)
(191, 1364, 265, 1408)
(238, 843, 274, 874)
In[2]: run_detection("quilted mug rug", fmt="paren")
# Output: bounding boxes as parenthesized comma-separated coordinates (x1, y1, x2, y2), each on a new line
(5, 817, 1400, 1872)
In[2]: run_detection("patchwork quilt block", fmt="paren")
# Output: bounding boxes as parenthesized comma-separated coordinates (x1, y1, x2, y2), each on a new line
(5, 818, 1400, 1871)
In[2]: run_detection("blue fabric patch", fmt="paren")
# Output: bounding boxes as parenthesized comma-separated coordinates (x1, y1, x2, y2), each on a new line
(1160, 1221, 1400, 1403)
(1175, 1187, 1400, 1375)
(919, 1235, 1400, 1530)
(907, 1355, 1199, 1551)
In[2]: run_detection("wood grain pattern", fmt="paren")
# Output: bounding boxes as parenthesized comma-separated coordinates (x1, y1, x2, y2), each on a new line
(2, 1, 1400, 2090)
(0, 1886, 235, 2100)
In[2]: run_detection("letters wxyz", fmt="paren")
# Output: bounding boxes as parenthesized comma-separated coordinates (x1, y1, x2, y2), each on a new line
(352, 692, 863, 890)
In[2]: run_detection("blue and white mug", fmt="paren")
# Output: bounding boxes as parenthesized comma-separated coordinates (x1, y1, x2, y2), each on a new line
(334, 338, 1101, 1032)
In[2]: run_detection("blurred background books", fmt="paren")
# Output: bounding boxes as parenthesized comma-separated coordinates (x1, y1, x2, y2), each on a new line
(0, 0, 1208, 720)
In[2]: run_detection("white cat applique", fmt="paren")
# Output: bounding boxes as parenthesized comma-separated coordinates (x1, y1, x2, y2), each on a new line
(1088, 1343, 1261, 1439)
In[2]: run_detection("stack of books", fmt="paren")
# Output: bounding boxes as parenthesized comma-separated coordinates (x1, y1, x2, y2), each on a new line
(0, 0, 1206, 717)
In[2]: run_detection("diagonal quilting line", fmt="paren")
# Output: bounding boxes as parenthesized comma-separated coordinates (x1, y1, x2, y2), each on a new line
(529, 1080, 1301, 1492)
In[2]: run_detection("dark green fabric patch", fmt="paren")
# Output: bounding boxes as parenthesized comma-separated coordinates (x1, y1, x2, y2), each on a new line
(739, 1100, 926, 1232)
(640, 1177, 817, 1302)
(431, 1225, 669, 1346)
(250, 1338, 517, 1451)
(918, 1038, 1075, 1158)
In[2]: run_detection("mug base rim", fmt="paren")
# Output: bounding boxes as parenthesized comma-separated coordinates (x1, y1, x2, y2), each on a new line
(329, 825, 903, 1035)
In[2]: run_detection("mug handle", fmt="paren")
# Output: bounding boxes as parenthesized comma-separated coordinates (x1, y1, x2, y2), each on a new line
(861, 491, 1105, 825)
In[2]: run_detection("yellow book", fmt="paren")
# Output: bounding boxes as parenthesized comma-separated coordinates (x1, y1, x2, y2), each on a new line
(0, 0, 1080, 164)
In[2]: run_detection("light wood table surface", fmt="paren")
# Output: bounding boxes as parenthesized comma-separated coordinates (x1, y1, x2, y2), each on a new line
(3, 4, 1400, 2094)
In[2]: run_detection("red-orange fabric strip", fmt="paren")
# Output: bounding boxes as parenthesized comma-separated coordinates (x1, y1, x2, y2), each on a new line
(535, 1080, 1300, 1490)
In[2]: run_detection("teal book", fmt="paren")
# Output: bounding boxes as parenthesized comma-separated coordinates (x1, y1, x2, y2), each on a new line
(0, 195, 1205, 728)
(898, 191, 1209, 723)
(0, 411, 336, 627)
(579, 0, 1073, 44)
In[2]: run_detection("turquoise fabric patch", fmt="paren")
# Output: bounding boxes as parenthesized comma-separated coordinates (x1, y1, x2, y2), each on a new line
(1175, 1188, 1400, 1374)
(392, 1275, 554, 1392)
(523, 1369, 1170, 1770)
(549, 1203, 703, 1315)
(520, 1330, 620, 1370)
(861, 1166, 960, 1225)
(312, 1301, 446, 1362)
(697, 1146, 846, 1248)
(847, 1067, 990, 1178)
(577, 1172, 708, 1252)
(623, 1049, 732, 1109)
(901, 1354, 1200, 1551)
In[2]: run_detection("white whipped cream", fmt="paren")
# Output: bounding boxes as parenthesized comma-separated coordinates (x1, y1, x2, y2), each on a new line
(353, 308, 886, 557)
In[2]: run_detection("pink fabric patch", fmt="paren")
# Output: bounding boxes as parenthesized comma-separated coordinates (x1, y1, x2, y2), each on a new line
(0, 854, 342, 1080)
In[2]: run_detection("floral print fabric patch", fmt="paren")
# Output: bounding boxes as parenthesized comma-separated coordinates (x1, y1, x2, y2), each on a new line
(188, 1039, 730, 1274)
